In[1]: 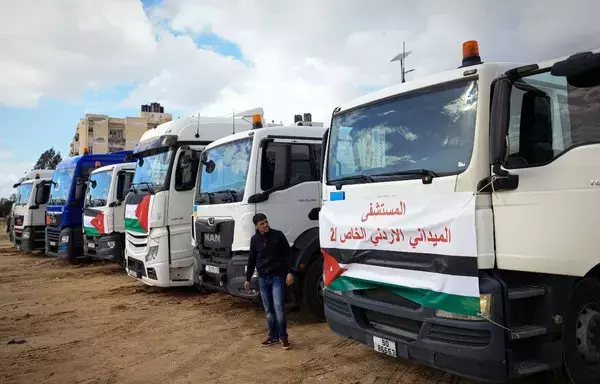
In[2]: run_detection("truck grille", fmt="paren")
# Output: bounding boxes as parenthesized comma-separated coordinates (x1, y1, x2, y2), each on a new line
(46, 229, 60, 253)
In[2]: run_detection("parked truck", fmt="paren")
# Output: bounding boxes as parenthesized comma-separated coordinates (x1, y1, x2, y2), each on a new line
(193, 115, 326, 319)
(124, 108, 263, 287)
(45, 150, 132, 260)
(11, 169, 54, 252)
(83, 161, 135, 264)
(321, 41, 600, 384)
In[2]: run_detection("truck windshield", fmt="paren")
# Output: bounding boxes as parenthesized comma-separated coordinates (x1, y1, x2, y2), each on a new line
(85, 170, 112, 208)
(132, 150, 172, 192)
(327, 79, 478, 183)
(16, 183, 33, 205)
(196, 137, 252, 204)
(49, 167, 75, 205)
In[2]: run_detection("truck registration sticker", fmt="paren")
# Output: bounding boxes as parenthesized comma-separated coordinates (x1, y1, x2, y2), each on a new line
(373, 336, 396, 357)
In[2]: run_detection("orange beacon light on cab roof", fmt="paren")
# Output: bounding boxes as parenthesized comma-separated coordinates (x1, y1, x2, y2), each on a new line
(460, 40, 483, 68)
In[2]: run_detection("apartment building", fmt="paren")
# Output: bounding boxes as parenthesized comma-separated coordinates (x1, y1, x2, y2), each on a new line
(69, 103, 172, 156)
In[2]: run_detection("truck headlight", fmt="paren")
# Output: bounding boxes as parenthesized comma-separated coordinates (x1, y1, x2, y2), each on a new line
(61, 235, 69, 243)
(106, 241, 116, 249)
(435, 293, 492, 321)
(22, 229, 31, 239)
(146, 245, 159, 262)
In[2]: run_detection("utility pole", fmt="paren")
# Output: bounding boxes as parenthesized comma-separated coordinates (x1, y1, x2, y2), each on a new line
(390, 41, 415, 83)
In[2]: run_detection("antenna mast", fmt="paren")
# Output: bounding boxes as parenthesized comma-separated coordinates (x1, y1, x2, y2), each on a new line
(390, 41, 415, 83)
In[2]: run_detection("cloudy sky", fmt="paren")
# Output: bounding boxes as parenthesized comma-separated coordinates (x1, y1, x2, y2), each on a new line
(0, 0, 598, 197)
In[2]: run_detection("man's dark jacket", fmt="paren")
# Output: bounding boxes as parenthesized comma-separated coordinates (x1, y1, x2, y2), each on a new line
(246, 228, 292, 281)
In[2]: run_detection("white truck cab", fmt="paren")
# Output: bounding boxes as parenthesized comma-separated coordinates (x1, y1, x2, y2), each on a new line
(83, 161, 135, 263)
(193, 115, 327, 319)
(124, 108, 263, 287)
(11, 169, 54, 252)
(321, 41, 600, 383)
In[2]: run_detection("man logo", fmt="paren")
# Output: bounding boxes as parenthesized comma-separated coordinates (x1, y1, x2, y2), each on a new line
(204, 233, 221, 243)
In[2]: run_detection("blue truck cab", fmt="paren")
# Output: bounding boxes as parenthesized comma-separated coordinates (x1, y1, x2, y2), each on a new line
(45, 151, 133, 260)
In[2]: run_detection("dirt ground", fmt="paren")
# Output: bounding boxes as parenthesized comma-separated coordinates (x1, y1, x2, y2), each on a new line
(0, 225, 560, 384)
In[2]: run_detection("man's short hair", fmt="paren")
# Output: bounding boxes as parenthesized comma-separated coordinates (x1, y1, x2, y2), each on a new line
(252, 213, 267, 225)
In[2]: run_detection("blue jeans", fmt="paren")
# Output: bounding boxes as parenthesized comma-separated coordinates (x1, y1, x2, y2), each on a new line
(258, 274, 288, 340)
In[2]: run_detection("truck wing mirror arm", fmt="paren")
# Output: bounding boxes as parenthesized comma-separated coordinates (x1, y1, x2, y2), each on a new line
(484, 76, 519, 192)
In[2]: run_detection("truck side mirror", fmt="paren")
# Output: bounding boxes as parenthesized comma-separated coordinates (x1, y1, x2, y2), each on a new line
(75, 177, 87, 201)
(320, 128, 329, 179)
(34, 184, 48, 206)
(489, 76, 512, 176)
(175, 149, 200, 191)
(205, 160, 216, 173)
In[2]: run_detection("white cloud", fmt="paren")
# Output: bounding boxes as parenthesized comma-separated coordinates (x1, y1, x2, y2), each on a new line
(0, 0, 156, 108)
(0, 161, 34, 199)
(141, 0, 600, 123)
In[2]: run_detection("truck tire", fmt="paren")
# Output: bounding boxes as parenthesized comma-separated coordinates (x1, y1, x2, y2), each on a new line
(563, 277, 600, 384)
(302, 255, 325, 321)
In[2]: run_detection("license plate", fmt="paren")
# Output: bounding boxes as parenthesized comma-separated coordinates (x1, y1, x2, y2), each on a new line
(373, 336, 396, 357)
(205, 265, 220, 274)
(49, 241, 57, 246)
(88, 242, 95, 249)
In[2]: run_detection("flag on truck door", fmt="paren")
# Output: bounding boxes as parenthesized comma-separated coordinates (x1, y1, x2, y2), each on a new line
(83, 210, 109, 236)
(124, 194, 153, 234)
(319, 192, 480, 316)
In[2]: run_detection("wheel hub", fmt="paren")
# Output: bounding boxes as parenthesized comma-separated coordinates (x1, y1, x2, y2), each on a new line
(576, 305, 600, 365)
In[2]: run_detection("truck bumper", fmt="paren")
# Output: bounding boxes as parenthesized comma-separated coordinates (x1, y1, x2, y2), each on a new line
(45, 226, 83, 260)
(84, 233, 123, 262)
(194, 249, 260, 299)
(323, 276, 507, 383)
(14, 226, 46, 252)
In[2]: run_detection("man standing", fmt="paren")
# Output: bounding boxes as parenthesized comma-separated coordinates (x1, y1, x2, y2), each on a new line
(244, 213, 294, 350)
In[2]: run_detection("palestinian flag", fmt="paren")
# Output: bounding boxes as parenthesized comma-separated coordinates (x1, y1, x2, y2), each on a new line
(83, 210, 109, 237)
(320, 192, 481, 316)
(125, 194, 153, 234)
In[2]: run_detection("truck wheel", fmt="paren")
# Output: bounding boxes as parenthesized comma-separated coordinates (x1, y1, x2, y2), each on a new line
(563, 277, 600, 384)
(302, 255, 325, 321)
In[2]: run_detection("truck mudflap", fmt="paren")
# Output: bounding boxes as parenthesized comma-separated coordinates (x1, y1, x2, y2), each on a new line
(84, 233, 123, 262)
(323, 282, 507, 383)
(45, 226, 83, 260)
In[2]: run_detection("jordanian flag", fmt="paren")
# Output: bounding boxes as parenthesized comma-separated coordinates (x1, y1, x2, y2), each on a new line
(320, 192, 481, 316)
(83, 210, 109, 237)
(125, 194, 153, 234)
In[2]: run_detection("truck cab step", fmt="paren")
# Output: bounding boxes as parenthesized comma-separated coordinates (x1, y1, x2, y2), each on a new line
(512, 360, 550, 377)
(508, 286, 545, 300)
(510, 325, 547, 340)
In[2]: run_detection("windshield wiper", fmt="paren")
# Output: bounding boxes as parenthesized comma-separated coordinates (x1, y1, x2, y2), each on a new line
(375, 169, 439, 178)
(373, 169, 439, 184)
(132, 182, 155, 193)
(332, 174, 374, 189)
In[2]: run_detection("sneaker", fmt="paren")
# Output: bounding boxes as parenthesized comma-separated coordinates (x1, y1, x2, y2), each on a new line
(280, 338, 291, 350)
(261, 337, 278, 347)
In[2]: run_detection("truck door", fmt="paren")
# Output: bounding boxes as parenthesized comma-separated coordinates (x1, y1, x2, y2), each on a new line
(490, 66, 600, 276)
(253, 138, 322, 241)
(168, 146, 201, 268)
(113, 170, 134, 233)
